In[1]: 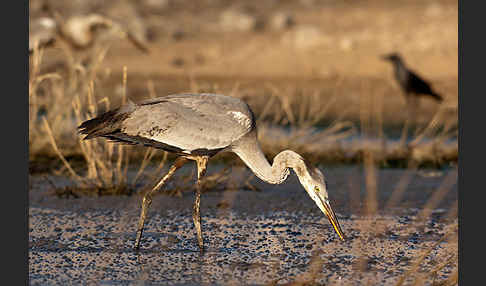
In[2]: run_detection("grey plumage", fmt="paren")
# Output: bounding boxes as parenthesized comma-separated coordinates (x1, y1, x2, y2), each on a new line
(79, 93, 345, 251)
(79, 93, 255, 156)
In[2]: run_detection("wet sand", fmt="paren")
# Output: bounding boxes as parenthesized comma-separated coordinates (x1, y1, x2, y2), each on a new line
(29, 166, 458, 285)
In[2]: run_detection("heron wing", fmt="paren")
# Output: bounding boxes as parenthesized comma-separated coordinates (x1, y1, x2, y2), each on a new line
(121, 94, 255, 154)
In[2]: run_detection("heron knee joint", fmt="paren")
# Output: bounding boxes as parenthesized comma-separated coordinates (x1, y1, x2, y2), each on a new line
(142, 195, 152, 205)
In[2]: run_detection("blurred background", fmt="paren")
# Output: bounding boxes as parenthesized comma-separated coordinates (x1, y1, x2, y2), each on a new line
(29, 0, 458, 169)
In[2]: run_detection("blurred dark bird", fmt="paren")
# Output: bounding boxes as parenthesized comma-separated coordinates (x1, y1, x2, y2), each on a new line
(381, 53, 443, 102)
(382, 53, 443, 145)
(29, 6, 150, 54)
(78, 93, 345, 252)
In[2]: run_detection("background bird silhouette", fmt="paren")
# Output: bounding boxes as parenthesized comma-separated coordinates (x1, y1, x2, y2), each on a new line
(382, 52, 443, 102)
(382, 52, 443, 145)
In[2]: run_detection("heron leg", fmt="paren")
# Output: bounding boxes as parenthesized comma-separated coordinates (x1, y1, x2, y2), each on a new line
(134, 157, 189, 249)
(193, 156, 209, 252)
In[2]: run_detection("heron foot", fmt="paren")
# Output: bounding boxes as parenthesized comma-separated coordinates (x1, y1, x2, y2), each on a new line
(192, 203, 205, 252)
(134, 194, 153, 249)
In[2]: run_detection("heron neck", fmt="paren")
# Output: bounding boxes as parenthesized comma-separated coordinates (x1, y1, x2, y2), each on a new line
(232, 134, 309, 185)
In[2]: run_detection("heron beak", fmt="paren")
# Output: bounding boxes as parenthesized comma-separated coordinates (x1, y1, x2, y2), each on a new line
(318, 197, 346, 241)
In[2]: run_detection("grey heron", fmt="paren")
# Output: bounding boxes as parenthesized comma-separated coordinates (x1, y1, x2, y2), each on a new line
(78, 93, 345, 252)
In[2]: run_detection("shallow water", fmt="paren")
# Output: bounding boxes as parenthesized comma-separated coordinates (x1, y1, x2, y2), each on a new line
(29, 166, 458, 285)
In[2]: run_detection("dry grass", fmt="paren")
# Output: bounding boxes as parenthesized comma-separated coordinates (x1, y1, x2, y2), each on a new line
(29, 44, 168, 195)
(29, 45, 261, 196)
(29, 41, 457, 199)
(29, 44, 457, 171)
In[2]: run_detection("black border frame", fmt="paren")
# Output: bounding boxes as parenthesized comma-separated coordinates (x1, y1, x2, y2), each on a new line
(22, 1, 466, 285)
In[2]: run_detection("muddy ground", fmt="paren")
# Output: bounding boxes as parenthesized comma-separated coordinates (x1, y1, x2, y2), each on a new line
(29, 166, 458, 285)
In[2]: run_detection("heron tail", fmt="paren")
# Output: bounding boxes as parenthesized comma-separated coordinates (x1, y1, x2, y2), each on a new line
(78, 102, 134, 139)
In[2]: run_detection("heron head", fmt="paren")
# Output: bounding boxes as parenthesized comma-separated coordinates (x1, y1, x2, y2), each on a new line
(303, 168, 346, 241)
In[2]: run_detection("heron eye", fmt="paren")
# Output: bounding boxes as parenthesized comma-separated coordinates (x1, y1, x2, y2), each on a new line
(314, 186, 320, 193)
